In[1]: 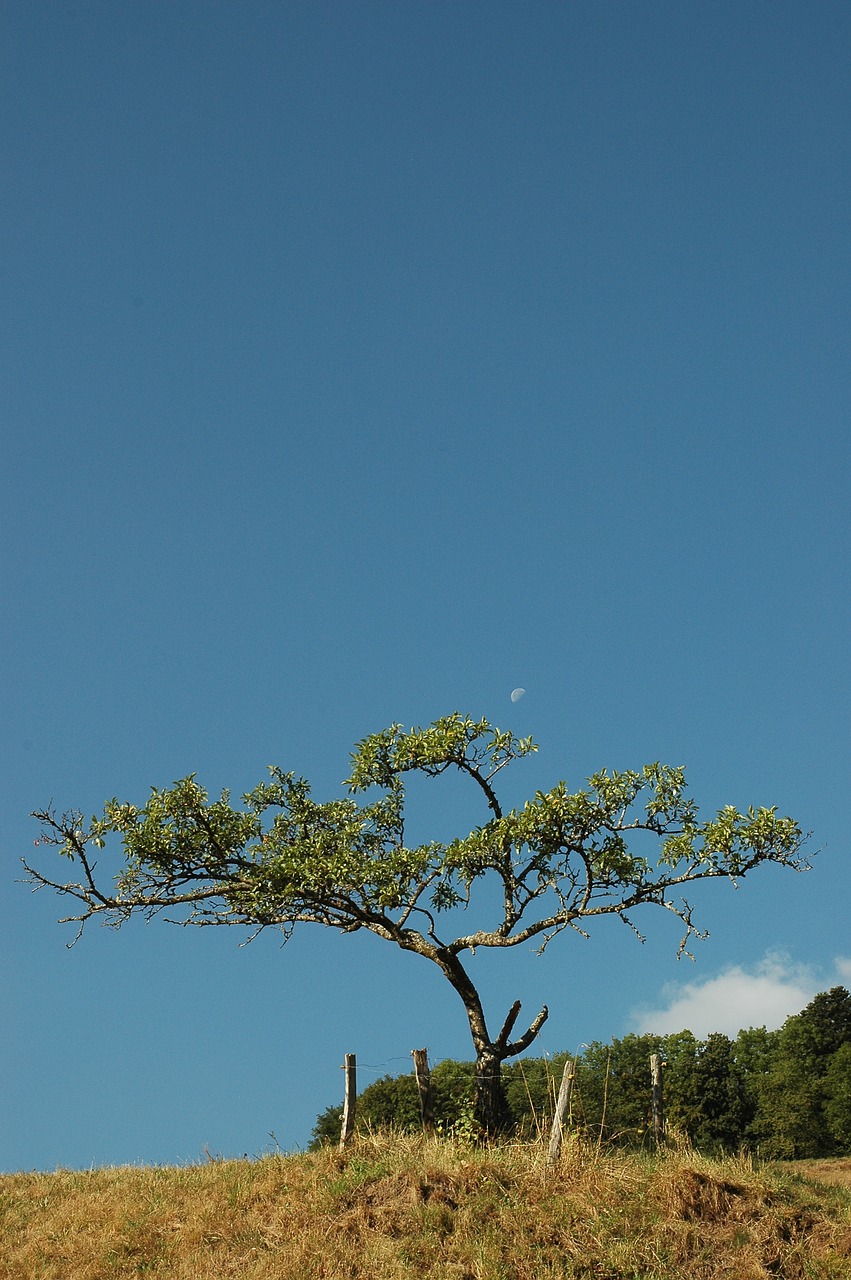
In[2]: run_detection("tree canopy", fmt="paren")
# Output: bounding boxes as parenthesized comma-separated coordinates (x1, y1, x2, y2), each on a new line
(25, 713, 809, 1131)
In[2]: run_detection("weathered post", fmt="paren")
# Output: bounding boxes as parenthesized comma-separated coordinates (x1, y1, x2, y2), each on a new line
(650, 1052, 665, 1148)
(411, 1047, 434, 1133)
(339, 1053, 357, 1150)
(546, 1058, 576, 1167)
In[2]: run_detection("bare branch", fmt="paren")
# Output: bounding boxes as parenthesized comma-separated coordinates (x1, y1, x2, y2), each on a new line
(495, 1000, 522, 1051)
(453, 757, 503, 820)
(504, 1004, 549, 1059)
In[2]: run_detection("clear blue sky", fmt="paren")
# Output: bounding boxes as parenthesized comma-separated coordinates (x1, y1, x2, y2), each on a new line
(3, 0, 849, 1172)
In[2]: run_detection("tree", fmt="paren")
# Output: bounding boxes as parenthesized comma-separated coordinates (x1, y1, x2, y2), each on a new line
(574, 1035, 660, 1144)
(666, 1032, 748, 1152)
(780, 988, 851, 1070)
(750, 987, 851, 1158)
(734, 1025, 781, 1149)
(24, 713, 809, 1133)
(823, 1042, 851, 1152)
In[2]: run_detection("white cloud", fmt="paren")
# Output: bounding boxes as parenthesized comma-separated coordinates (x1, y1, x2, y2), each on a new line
(834, 956, 851, 982)
(631, 952, 821, 1038)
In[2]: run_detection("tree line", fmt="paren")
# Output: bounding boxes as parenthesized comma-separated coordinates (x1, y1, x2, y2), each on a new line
(311, 986, 851, 1159)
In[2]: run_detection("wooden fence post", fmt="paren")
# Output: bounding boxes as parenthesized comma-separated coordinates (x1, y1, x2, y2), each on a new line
(650, 1053, 665, 1147)
(339, 1054, 357, 1150)
(411, 1048, 434, 1133)
(546, 1059, 576, 1167)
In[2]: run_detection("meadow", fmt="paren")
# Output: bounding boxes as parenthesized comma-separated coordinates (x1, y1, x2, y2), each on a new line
(3, 1135, 851, 1279)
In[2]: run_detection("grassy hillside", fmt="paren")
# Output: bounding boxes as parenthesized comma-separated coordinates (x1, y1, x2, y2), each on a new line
(3, 1135, 850, 1279)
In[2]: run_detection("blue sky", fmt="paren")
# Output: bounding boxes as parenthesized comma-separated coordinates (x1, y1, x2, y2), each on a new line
(2, 0, 849, 1172)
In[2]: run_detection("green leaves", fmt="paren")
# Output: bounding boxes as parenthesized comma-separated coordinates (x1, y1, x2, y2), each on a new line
(346, 712, 537, 795)
(663, 805, 806, 876)
(108, 776, 260, 879)
(26, 713, 808, 965)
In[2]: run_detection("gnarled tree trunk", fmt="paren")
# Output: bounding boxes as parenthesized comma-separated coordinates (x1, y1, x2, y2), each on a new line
(434, 948, 548, 1136)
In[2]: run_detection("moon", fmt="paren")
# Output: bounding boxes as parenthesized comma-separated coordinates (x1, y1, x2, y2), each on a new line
(510, 687, 526, 703)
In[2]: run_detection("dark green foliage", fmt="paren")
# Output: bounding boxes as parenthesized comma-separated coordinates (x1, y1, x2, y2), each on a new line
(310, 1104, 344, 1148)
(780, 987, 851, 1067)
(746, 988, 851, 1159)
(823, 1042, 851, 1150)
(573, 1035, 659, 1143)
(748, 1058, 826, 1159)
(668, 1032, 749, 1151)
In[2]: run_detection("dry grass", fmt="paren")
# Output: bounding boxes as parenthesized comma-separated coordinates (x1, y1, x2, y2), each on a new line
(772, 1159, 851, 1190)
(3, 1135, 850, 1279)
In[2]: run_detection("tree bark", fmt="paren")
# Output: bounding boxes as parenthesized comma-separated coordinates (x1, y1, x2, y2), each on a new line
(475, 1045, 511, 1134)
(430, 948, 549, 1136)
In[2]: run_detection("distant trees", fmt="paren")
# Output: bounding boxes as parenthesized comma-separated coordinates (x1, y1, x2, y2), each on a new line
(824, 1044, 851, 1151)
(661, 1031, 750, 1151)
(311, 987, 851, 1158)
(746, 987, 851, 1158)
